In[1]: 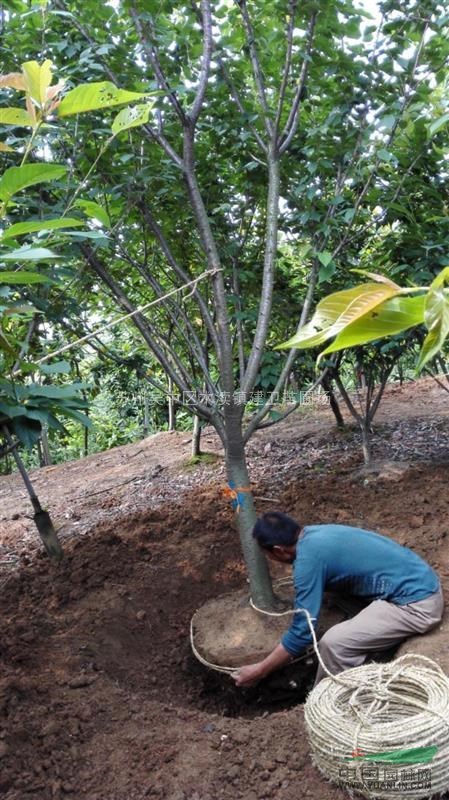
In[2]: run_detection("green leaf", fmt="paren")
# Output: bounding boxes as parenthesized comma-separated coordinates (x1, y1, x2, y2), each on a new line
(276, 284, 399, 351)
(24, 383, 87, 399)
(0, 270, 53, 283)
(0, 246, 61, 262)
(0, 107, 35, 127)
(23, 407, 64, 431)
(21, 59, 53, 107)
(0, 163, 66, 203)
(39, 360, 71, 375)
(11, 416, 42, 449)
(377, 149, 394, 162)
(0, 401, 24, 418)
(417, 268, 449, 370)
(0, 330, 14, 353)
(320, 295, 425, 356)
(58, 81, 152, 117)
(317, 251, 333, 268)
(428, 113, 449, 138)
(111, 102, 154, 135)
(74, 199, 111, 228)
(318, 261, 336, 284)
(57, 406, 92, 427)
(1, 217, 84, 240)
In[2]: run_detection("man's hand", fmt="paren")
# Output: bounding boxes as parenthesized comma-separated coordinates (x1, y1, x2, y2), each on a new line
(232, 663, 264, 688)
(232, 644, 294, 689)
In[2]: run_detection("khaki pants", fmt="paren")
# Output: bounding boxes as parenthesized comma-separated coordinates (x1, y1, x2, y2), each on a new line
(313, 586, 444, 686)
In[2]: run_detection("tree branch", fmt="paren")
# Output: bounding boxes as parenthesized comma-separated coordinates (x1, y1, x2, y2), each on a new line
(273, 0, 298, 137)
(140, 203, 220, 353)
(279, 11, 317, 154)
(189, 0, 213, 127)
(130, 4, 187, 124)
(236, 0, 273, 137)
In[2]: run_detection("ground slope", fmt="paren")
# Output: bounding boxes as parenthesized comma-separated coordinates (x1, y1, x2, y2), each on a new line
(1, 378, 449, 800)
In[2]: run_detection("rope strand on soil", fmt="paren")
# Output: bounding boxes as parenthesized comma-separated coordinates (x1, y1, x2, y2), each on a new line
(191, 577, 449, 799)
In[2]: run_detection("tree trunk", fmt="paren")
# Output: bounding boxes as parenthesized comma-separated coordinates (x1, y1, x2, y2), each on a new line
(84, 420, 89, 458)
(224, 410, 276, 610)
(168, 377, 176, 432)
(192, 414, 202, 458)
(361, 421, 372, 465)
(143, 392, 150, 438)
(322, 374, 345, 429)
(2, 426, 63, 560)
(41, 427, 52, 466)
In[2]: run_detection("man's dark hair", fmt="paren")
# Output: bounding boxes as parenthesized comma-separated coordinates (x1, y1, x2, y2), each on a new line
(252, 512, 301, 550)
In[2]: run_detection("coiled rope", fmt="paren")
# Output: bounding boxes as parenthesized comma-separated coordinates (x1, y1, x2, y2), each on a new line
(191, 578, 449, 798)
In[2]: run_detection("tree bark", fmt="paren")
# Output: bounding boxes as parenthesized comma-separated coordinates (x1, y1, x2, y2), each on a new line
(168, 377, 176, 432)
(321, 374, 345, 429)
(361, 421, 372, 465)
(40, 427, 52, 466)
(2, 426, 63, 560)
(224, 407, 275, 610)
(192, 413, 202, 458)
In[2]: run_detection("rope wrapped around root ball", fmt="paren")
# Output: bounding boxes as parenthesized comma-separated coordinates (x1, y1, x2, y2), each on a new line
(304, 653, 449, 799)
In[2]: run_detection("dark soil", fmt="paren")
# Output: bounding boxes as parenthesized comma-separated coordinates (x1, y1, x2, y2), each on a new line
(1, 378, 449, 799)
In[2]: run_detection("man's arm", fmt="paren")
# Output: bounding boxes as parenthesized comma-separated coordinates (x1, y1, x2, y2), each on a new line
(233, 550, 325, 688)
(232, 643, 294, 687)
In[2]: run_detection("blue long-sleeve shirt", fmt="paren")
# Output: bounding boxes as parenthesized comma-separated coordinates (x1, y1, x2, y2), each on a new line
(281, 524, 440, 657)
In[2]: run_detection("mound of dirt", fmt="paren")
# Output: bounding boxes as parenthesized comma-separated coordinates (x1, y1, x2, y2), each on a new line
(191, 583, 345, 669)
(1, 379, 449, 799)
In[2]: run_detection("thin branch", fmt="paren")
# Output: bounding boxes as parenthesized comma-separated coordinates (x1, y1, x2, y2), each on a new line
(334, 373, 361, 424)
(52, 0, 117, 82)
(115, 238, 216, 396)
(273, 1, 298, 136)
(242, 257, 321, 439)
(141, 122, 183, 168)
(235, 0, 273, 137)
(140, 204, 220, 353)
(182, 131, 233, 393)
(242, 155, 280, 395)
(243, 367, 328, 441)
(215, 52, 267, 153)
(189, 0, 213, 127)
(279, 11, 317, 154)
(130, 4, 187, 124)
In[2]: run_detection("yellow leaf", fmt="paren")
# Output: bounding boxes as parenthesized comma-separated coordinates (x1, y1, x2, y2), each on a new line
(0, 142, 14, 152)
(22, 60, 53, 108)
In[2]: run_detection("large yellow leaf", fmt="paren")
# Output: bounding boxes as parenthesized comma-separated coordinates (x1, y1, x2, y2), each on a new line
(417, 267, 449, 371)
(21, 60, 53, 108)
(276, 283, 399, 351)
(58, 82, 152, 117)
(319, 294, 425, 358)
(0, 108, 35, 127)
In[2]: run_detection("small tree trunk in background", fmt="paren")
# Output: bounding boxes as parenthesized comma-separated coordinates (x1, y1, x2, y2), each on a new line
(143, 392, 150, 438)
(322, 373, 345, 429)
(2, 426, 63, 561)
(41, 427, 52, 466)
(84, 413, 89, 458)
(192, 413, 202, 457)
(37, 439, 44, 468)
(168, 377, 176, 432)
(224, 409, 276, 611)
(355, 355, 366, 388)
(361, 420, 372, 465)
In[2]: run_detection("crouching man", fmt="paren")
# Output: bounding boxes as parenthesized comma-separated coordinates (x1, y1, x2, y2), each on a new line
(232, 512, 443, 689)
